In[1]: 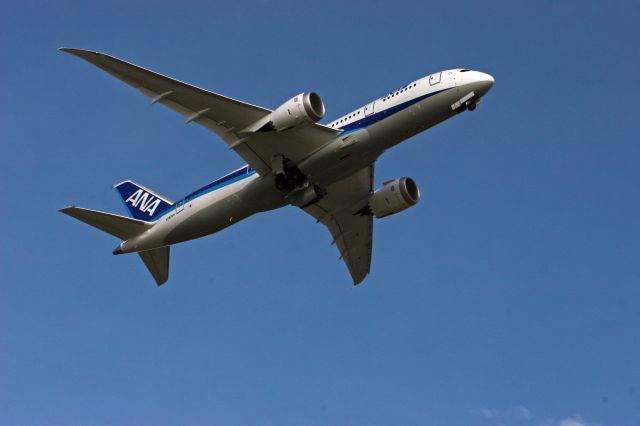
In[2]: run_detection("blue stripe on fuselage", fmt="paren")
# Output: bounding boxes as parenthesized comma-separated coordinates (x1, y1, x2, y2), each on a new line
(337, 87, 451, 133)
(183, 165, 255, 200)
(148, 165, 256, 222)
(146, 88, 451, 223)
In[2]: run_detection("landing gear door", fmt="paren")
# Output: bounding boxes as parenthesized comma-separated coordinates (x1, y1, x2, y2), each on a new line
(364, 101, 375, 117)
(429, 72, 441, 85)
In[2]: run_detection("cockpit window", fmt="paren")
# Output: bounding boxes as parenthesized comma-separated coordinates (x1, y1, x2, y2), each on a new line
(460, 69, 471, 72)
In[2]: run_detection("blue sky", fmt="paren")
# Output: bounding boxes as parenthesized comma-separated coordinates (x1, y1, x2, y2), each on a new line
(2, 1, 639, 425)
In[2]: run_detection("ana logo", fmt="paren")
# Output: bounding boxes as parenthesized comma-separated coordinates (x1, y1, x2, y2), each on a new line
(126, 189, 161, 216)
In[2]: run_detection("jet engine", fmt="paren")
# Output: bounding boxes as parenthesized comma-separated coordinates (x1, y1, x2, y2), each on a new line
(369, 177, 420, 218)
(258, 92, 325, 131)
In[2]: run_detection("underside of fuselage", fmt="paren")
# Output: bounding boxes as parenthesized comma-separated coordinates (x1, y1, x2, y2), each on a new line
(155, 74, 491, 249)
(116, 69, 494, 254)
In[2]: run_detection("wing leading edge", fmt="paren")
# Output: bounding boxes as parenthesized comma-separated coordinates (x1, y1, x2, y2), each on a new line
(60, 48, 340, 175)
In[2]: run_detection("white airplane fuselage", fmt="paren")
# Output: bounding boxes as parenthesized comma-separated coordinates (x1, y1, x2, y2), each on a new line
(115, 69, 494, 254)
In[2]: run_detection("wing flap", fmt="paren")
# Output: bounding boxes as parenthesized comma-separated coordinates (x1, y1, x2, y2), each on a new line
(303, 166, 374, 285)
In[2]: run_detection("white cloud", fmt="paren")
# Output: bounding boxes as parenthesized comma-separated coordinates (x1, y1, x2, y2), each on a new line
(480, 409, 495, 419)
(511, 406, 531, 420)
(474, 406, 531, 424)
(474, 407, 600, 426)
(558, 416, 588, 426)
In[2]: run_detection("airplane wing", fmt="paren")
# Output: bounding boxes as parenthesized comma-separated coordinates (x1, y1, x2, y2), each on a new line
(60, 48, 340, 175)
(303, 166, 374, 285)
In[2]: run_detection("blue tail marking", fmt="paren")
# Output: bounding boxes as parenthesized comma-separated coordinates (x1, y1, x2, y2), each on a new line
(114, 180, 173, 221)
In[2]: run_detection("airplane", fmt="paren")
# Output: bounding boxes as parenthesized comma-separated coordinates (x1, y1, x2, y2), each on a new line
(59, 48, 494, 286)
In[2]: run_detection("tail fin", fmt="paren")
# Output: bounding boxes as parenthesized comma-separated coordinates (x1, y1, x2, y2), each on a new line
(114, 180, 173, 221)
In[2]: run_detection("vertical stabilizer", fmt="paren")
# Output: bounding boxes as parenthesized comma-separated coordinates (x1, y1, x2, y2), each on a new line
(114, 180, 173, 221)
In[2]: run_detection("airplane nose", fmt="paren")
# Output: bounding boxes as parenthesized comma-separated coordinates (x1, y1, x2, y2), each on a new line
(475, 72, 494, 96)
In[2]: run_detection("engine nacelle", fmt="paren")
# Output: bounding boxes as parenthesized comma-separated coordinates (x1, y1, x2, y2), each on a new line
(260, 92, 325, 132)
(369, 177, 420, 218)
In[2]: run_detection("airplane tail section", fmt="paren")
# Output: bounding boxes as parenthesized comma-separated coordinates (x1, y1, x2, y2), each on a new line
(60, 206, 170, 286)
(114, 180, 173, 222)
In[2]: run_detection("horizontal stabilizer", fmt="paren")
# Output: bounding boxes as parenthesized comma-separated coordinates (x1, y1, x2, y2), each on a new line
(138, 246, 170, 286)
(60, 206, 151, 240)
